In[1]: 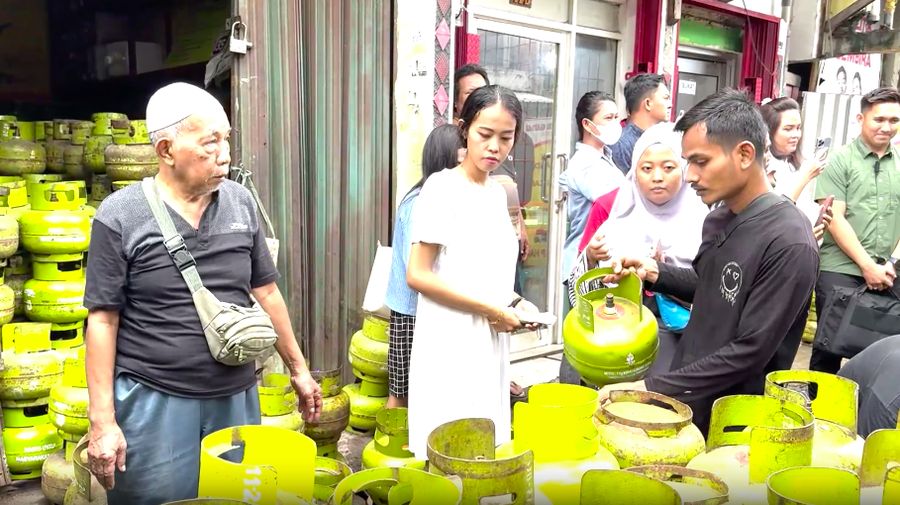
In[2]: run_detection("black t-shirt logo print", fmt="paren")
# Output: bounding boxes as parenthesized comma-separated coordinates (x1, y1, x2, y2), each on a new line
(720, 261, 743, 305)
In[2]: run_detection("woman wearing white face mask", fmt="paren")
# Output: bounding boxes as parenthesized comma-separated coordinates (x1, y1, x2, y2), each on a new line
(559, 91, 624, 294)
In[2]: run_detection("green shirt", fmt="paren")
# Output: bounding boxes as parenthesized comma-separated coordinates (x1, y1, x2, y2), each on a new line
(815, 137, 900, 276)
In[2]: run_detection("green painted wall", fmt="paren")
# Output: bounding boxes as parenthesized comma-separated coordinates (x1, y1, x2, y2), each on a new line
(679, 17, 743, 53)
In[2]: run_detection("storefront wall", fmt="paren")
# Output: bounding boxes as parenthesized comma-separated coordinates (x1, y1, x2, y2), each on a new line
(233, 0, 392, 374)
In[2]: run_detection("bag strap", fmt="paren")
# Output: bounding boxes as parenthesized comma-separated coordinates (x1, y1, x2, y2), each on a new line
(231, 166, 277, 240)
(715, 191, 787, 247)
(141, 177, 205, 294)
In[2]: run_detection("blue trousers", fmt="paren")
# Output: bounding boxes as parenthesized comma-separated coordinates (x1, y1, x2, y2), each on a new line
(106, 374, 260, 505)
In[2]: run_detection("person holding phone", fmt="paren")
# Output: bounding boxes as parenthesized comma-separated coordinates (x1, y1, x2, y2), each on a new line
(760, 98, 827, 226)
(810, 87, 900, 374)
(405, 85, 539, 458)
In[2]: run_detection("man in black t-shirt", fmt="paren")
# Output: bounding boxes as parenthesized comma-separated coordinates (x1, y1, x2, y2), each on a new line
(598, 89, 819, 434)
(84, 82, 321, 505)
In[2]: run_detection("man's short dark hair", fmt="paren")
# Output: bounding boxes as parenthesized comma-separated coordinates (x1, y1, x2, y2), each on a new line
(624, 73, 667, 114)
(454, 64, 490, 101)
(674, 88, 768, 164)
(860, 87, 900, 113)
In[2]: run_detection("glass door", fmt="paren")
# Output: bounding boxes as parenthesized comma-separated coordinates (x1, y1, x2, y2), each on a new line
(476, 20, 567, 353)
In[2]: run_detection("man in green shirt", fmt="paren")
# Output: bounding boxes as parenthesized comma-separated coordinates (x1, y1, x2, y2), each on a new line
(811, 87, 900, 373)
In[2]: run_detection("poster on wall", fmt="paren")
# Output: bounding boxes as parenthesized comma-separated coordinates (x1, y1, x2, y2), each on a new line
(817, 54, 882, 96)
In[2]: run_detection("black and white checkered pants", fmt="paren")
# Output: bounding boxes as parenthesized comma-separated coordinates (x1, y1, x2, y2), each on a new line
(388, 310, 416, 398)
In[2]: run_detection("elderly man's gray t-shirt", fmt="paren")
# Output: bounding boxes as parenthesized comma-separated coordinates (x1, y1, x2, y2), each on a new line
(84, 180, 279, 398)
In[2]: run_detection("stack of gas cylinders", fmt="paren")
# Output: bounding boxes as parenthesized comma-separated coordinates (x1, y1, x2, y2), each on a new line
(345, 314, 390, 433)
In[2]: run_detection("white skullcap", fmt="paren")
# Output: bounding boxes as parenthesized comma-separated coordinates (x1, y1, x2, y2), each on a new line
(146, 82, 224, 133)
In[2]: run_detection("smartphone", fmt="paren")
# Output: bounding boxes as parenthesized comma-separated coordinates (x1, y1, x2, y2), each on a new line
(815, 138, 832, 162)
(816, 195, 835, 227)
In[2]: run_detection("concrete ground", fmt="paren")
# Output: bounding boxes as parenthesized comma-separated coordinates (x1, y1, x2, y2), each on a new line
(0, 342, 817, 504)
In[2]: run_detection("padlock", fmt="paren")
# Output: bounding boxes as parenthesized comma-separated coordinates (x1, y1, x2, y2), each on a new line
(229, 21, 252, 54)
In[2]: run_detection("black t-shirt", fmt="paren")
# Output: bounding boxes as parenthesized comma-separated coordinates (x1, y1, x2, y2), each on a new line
(644, 193, 819, 434)
(84, 180, 279, 398)
(838, 334, 900, 437)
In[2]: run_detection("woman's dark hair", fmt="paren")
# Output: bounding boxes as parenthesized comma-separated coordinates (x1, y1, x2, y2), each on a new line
(759, 97, 803, 169)
(457, 85, 524, 148)
(575, 91, 615, 138)
(406, 124, 462, 196)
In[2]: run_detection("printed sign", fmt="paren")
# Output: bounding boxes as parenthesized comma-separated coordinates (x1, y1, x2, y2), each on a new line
(679, 79, 697, 96)
(510, 0, 532, 7)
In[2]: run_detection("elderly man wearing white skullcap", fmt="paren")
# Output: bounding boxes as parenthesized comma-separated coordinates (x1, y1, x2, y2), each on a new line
(83, 82, 322, 504)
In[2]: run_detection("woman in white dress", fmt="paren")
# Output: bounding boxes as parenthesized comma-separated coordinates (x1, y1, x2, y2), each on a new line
(406, 85, 533, 459)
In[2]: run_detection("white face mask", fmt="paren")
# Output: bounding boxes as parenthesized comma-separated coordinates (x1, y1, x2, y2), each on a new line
(587, 119, 622, 146)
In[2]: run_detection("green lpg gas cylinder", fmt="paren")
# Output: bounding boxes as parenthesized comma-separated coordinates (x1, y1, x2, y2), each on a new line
(0, 115, 18, 139)
(361, 408, 427, 505)
(24, 173, 64, 199)
(344, 380, 388, 433)
(312, 456, 351, 504)
(23, 277, 86, 323)
(110, 180, 138, 192)
(63, 437, 106, 505)
(83, 113, 127, 174)
(348, 315, 389, 384)
(303, 368, 349, 459)
(766, 467, 859, 505)
(0, 279, 15, 324)
(0, 174, 29, 211)
(46, 121, 72, 174)
(50, 321, 85, 362)
(858, 426, 900, 504)
(427, 418, 535, 505)
(34, 122, 46, 143)
(0, 322, 61, 404)
(18, 121, 36, 141)
(580, 469, 683, 505)
(104, 119, 156, 181)
(629, 465, 729, 505)
(2, 404, 64, 480)
(37, 121, 53, 148)
(0, 123, 46, 175)
(198, 425, 316, 504)
(21, 182, 90, 255)
(259, 373, 303, 432)
(50, 347, 89, 440)
(0, 208, 19, 258)
(495, 383, 619, 505)
(594, 390, 705, 468)
(63, 122, 92, 180)
(42, 441, 77, 505)
(89, 174, 111, 207)
(686, 395, 814, 505)
(765, 370, 865, 471)
(563, 267, 659, 386)
(331, 467, 460, 505)
(5, 252, 31, 316)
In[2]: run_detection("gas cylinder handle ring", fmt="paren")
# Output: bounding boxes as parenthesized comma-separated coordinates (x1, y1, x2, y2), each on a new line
(596, 390, 694, 436)
(72, 434, 94, 500)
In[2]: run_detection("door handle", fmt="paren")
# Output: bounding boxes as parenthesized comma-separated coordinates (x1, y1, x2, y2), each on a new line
(553, 153, 568, 213)
(540, 152, 553, 203)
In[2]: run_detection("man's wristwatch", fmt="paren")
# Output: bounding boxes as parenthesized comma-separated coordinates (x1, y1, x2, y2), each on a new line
(874, 256, 900, 270)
